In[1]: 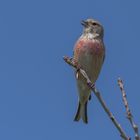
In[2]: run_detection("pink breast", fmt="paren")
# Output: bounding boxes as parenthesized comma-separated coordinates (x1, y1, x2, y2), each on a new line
(75, 39, 104, 56)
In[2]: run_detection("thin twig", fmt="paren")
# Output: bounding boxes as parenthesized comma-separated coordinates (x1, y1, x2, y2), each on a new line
(63, 56, 130, 140)
(118, 78, 140, 140)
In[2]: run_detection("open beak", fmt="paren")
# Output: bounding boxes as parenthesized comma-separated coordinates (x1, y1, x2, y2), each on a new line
(81, 20, 88, 27)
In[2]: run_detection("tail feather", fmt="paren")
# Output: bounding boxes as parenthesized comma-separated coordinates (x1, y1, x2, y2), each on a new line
(74, 102, 81, 121)
(74, 101, 88, 124)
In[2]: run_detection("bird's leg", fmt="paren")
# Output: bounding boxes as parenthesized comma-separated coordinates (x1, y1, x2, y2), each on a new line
(87, 82, 95, 89)
(87, 83, 95, 100)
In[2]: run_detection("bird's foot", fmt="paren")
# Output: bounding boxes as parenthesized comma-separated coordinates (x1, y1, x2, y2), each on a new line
(87, 82, 95, 89)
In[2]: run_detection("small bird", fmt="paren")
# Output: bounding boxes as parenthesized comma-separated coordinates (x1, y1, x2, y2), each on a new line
(73, 18, 105, 123)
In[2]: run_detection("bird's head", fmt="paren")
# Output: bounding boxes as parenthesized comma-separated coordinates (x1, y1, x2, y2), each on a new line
(81, 18, 104, 39)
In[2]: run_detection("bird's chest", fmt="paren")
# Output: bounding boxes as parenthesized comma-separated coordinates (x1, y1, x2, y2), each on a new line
(74, 39, 104, 60)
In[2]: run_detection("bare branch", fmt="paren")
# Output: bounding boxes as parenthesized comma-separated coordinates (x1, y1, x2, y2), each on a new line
(118, 78, 140, 140)
(63, 56, 130, 140)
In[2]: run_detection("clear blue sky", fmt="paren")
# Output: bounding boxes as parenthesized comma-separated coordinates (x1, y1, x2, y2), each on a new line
(0, 0, 140, 140)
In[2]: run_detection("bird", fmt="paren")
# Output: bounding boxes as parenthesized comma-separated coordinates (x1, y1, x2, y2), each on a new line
(73, 18, 105, 124)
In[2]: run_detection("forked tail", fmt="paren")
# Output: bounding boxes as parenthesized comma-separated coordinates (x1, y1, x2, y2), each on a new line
(74, 101, 88, 124)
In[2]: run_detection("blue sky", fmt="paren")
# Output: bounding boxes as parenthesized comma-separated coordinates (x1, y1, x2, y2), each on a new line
(0, 0, 140, 140)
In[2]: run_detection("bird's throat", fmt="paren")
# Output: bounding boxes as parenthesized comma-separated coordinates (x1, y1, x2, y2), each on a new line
(82, 33, 100, 40)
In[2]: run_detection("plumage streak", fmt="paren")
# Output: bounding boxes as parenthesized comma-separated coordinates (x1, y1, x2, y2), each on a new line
(73, 18, 105, 123)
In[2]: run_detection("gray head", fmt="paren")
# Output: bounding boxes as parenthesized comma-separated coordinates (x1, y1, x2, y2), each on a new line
(81, 18, 104, 39)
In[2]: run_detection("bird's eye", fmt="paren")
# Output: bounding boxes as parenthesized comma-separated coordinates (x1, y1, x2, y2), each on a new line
(92, 22, 97, 26)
